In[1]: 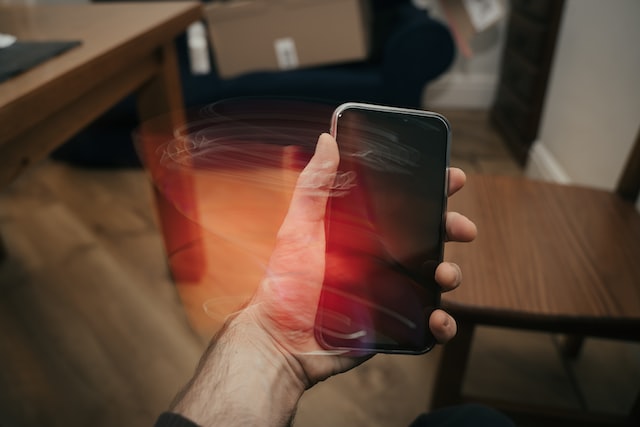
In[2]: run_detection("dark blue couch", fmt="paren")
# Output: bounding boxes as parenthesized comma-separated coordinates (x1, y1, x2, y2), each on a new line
(53, 0, 455, 167)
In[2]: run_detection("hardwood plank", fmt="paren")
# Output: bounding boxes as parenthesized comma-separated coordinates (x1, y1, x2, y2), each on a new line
(443, 175, 640, 328)
(0, 167, 203, 427)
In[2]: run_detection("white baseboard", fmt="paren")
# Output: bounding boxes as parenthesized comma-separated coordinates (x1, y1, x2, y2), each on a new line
(528, 142, 640, 212)
(423, 73, 498, 109)
(526, 140, 571, 184)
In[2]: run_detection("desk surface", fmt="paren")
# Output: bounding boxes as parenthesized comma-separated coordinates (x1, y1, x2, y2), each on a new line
(0, 2, 202, 185)
(0, 2, 200, 106)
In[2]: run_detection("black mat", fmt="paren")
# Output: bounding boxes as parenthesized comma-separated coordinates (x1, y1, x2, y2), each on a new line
(0, 40, 81, 83)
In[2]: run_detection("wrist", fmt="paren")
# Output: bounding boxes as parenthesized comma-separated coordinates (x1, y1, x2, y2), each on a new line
(172, 310, 306, 427)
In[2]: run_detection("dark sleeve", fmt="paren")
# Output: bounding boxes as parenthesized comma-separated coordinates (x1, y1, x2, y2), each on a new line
(154, 412, 200, 427)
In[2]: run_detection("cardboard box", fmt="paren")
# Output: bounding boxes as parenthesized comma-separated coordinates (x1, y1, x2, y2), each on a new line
(204, 0, 370, 78)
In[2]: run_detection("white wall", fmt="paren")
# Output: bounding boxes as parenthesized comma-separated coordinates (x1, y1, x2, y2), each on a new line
(527, 0, 640, 192)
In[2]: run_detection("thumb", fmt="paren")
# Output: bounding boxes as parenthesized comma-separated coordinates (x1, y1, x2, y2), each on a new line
(255, 133, 339, 314)
(261, 133, 340, 307)
(275, 133, 339, 242)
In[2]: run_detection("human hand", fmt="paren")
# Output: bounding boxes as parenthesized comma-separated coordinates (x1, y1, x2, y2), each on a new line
(172, 133, 476, 427)
(246, 132, 476, 385)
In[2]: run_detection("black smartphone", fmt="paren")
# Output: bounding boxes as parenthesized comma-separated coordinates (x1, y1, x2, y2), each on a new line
(315, 102, 451, 354)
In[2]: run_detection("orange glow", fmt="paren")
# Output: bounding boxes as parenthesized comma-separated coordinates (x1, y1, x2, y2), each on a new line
(136, 99, 330, 336)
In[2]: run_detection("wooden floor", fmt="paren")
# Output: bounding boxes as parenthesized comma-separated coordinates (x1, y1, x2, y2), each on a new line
(1, 110, 638, 427)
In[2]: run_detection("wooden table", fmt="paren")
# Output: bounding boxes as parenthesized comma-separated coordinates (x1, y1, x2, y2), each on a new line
(0, 1, 203, 186)
(442, 174, 640, 339)
(437, 173, 640, 426)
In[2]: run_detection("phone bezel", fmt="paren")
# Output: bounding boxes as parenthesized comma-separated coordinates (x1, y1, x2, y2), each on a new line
(315, 102, 451, 355)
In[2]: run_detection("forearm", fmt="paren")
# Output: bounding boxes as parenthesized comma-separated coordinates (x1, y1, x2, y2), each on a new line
(171, 312, 306, 427)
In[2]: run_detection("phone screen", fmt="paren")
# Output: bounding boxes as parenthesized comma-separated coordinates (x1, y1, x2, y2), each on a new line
(315, 103, 450, 354)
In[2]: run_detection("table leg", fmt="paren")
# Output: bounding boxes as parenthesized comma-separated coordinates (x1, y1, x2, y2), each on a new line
(136, 42, 185, 124)
(430, 320, 475, 409)
(135, 41, 205, 283)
